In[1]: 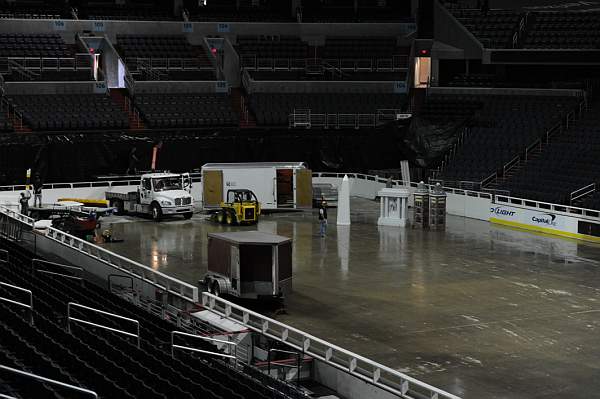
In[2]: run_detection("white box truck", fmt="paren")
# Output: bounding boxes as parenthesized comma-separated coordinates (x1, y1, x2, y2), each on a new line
(201, 162, 312, 211)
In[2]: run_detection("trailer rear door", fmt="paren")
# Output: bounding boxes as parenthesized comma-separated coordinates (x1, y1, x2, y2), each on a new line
(203, 170, 223, 207)
(295, 169, 313, 209)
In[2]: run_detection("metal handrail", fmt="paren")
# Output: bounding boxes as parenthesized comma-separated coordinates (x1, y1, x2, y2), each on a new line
(570, 183, 595, 204)
(67, 302, 141, 348)
(0, 281, 33, 325)
(502, 155, 520, 175)
(0, 364, 98, 398)
(130, 57, 213, 71)
(241, 56, 405, 73)
(5, 54, 92, 73)
(202, 292, 461, 399)
(524, 138, 542, 160)
(32, 258, 83, 274)
(0, 173, 204, 192)
(32, 258, 84, 285)
(171, 331, 237, 362)
(44, 226, 198, 303)
(479, 96, 584, 189)
(481, 173, 497, 188)
(494, 193, 600, 218)
(267, 348, 301, 385)
(0, 204, 35, 226)
(289, 109, 400, 129)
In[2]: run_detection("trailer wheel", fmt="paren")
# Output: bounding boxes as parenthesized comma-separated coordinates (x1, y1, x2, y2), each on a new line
(151, 203, 163, 222)
(212, 281, 221, 297)
(183, 212, 193, 220)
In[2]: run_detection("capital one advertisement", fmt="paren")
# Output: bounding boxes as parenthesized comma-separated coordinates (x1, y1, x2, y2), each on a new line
(489, 205, 567, 232)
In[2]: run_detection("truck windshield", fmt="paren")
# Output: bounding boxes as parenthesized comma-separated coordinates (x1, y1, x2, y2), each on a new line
(153, 177, 182, 192)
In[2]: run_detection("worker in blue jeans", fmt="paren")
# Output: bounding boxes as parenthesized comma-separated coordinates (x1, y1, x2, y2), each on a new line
(318, 197, 328, 237)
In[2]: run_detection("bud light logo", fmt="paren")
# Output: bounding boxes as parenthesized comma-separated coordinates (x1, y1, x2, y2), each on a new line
(532, 213, 557, 226)
(490, 206, 516, 216)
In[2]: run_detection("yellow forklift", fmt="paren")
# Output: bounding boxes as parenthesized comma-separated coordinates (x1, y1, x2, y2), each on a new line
(213, 189, 260, 225)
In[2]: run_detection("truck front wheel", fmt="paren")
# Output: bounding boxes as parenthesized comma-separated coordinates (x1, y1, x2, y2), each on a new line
(151, 203, 163, 222)
(183, 212, 193, 220)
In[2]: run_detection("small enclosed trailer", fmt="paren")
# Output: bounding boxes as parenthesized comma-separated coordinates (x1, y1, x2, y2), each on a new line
(201, 162, 312, 211)
(202, 231, 292, 299)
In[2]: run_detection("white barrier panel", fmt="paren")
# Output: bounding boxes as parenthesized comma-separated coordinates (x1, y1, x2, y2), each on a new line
(445, 190, 492, 221)
(313, 174, 492, 221)
(0, 176, 203, 209)
(489, 202, 600, 242)
(5, 173, 600, 241)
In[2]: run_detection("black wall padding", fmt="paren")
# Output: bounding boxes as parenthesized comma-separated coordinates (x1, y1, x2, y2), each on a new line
(0, 126, 409, 185)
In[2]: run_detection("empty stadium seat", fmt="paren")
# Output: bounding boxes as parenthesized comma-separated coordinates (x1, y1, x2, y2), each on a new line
(523, 12, 600, 49)
(0, 99, 14, 132)
(301, 0, 412, 22)
(450, 9, 522, 49)
(236, 35, 309, 59)
(248, 70, 407, 81)
(0, 1, 69, 19)
(0, 33, 69, 58)
(134, 93, 239, 128)
(116, 34, 215, 81)
(499, 101, 600, 206)
(76, 0, 177, 21)
(0, 34, 93, 82)
(0, 237, 304, 399)
(9, 94, 129, 131)
(434, 94, 579, 183)
(186, 0, 294, 22)
(248, 93, 407, 126)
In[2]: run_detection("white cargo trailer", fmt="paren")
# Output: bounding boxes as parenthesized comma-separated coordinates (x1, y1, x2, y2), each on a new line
(201, 162, 312, 211)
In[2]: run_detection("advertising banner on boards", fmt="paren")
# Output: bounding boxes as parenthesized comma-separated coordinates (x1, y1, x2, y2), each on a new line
(489, 205, 568, 232)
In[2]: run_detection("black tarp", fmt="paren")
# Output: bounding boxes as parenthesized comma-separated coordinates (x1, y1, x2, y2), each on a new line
(404, 116, 468, 168)
(0, 124, 412, 185)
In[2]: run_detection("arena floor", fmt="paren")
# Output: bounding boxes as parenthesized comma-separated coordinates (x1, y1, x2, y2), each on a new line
(99, 198, 600, 399)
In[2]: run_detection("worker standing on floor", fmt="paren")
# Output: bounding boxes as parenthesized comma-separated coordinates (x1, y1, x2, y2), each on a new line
(318, 196, 328, 237)
(19, 192, 30, 215)
(33, 173, 43, 207)
(126, 147, 139, 175)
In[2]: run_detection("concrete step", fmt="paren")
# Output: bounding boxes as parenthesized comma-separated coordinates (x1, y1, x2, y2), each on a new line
(6, 112, 31, 133)
(230, 88, 257, 129)
(110, 88, 145, 130)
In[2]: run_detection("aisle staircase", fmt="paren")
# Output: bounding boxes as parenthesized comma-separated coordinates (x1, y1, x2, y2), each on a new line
(483, 104, 584, 194)
(6, 111, 31, 133)
(231, 88, 256, 128)
(109, 88, 145, 130)
(483, 144, 544, 192)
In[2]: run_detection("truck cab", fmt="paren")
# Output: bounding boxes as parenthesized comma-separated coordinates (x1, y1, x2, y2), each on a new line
(107, 172, 194, 221)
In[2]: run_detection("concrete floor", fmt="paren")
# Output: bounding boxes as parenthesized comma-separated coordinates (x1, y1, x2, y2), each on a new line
(99, 198, 600, 399)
